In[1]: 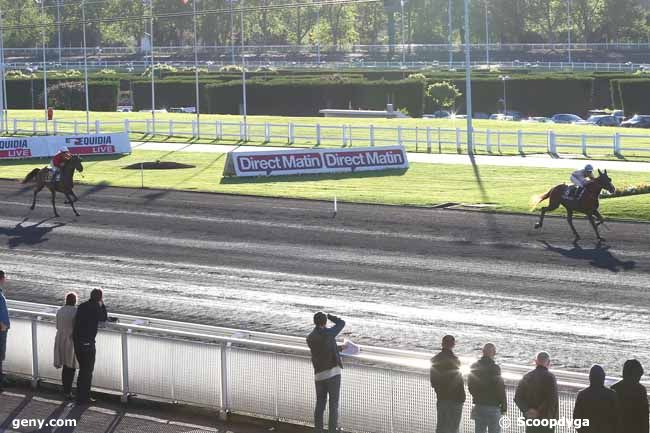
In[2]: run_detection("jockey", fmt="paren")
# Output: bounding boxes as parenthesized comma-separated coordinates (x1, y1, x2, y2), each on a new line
(50, 146, 72, 185)
(569, 164, 595, 198)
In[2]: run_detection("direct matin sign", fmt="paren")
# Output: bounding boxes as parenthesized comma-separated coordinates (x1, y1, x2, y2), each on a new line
(223, 146, 409, 177)
(0, 132, 131, 159)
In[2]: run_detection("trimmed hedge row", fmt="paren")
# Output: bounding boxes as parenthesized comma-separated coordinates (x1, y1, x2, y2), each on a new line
(611, 79, 650, 114)
(6, 79, 119, 111)
(203, 79, 426, 117)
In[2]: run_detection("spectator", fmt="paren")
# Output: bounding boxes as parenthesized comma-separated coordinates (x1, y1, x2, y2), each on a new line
(468, 343, 507, 433)
(514, 352, 558, 433)
(73, 288, 107, 405)
(306, 312, 345, 433)
(611, 359, 649, 433)
(0, 270, 8, 392)
(54, 292, 78, 400)
(430, 335, 466, 433)
(572, 364, 619, 433)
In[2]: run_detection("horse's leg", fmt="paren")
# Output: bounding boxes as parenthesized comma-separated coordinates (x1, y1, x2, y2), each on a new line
(30, 184, 44, 211)
(51, 189, 59, 218)
(535, 194, 561, 229)
(65, 192, 80, 216)
(566, 209, 580, 241)
(588, 214, 603, 241)
(594, 210, 605, 226)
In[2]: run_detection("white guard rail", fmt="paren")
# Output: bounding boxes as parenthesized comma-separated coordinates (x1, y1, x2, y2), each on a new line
(4, 118, 650, 158)
(5, 300, 649, 433)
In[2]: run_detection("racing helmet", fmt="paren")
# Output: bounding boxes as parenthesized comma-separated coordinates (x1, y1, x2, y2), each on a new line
(584, 164, 594, 173)
(60, 146, 69, 153)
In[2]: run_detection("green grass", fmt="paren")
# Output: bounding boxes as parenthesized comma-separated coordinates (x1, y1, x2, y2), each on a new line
(7, 110, 650, 159)
(2, 149, 649, 221)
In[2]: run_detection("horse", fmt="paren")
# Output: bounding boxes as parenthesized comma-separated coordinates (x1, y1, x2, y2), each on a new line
(22, 155, 84, 217)
(532, 169, 615, 242)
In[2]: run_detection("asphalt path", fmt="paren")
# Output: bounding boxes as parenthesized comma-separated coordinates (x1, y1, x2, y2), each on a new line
(0, 179, 648, 375)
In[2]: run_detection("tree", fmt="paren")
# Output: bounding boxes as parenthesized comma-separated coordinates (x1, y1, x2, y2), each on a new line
(426, 81, 461, 110)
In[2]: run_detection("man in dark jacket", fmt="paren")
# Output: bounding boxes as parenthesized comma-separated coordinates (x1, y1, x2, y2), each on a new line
(468, 343, 507, 433)
(514, 352, 558, 433)
(611, 359, 649, 433)
(431, 335, 466, 433)
(306, 312, 345, 433)
(572, 364, 619, 433)
(73, 288, 108, 405)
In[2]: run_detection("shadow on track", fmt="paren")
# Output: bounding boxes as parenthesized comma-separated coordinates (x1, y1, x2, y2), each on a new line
(539, 240, 636, 273)
(0, 217, 66, 248)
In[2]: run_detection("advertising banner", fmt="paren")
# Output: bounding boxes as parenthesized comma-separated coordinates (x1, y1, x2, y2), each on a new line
(224, 146, 409, 177)
(0, 132, 131, 160)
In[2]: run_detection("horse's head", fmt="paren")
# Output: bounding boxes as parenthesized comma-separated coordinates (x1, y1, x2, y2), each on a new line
(596, 169, 615, 194)
(68, 154, 84, 173)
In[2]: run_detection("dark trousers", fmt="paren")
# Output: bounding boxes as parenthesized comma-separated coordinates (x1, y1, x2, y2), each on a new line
(62, 366, 76, 395)
(314, 374, 341, 433)
(0, 330, 7, 383)
(74, 342, 96, 402)
(436, 400, 464, 433)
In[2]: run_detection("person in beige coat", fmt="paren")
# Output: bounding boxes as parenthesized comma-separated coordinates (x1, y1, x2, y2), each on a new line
(54, 292, 78, 399)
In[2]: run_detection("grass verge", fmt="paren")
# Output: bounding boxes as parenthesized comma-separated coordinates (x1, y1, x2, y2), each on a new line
(2, 150, 649, 221)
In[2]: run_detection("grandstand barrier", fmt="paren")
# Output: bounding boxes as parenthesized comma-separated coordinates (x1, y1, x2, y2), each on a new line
(5, 303, 650, 433)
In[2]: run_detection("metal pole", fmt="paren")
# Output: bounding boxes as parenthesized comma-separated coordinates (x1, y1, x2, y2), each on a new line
(448, 0, 453, 67)
(56, 0, 62, 63)
(241, 0, 247, 134)
(82, 0, 90, 133)
(400, 0, 405, 65)
(193, 0, 200, 137)
(485, 0, 489, 65)
(0, 8, 5, 133)
(503, 78, 506, 115)
(230, 0, 235, 64)
(41, 0, 49, 134)
(316, 4, 321, 64)
(567, 0, 572, 64)
(464, 0, 473, 152)
(150, 0, 156, 135)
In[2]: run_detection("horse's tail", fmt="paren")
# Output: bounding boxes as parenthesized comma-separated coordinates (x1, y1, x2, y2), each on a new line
(530, 188, 553, 210)
(22, 168, 41, 184)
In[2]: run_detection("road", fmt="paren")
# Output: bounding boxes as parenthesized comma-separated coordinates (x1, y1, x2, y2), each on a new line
(0, 179, 648, 375)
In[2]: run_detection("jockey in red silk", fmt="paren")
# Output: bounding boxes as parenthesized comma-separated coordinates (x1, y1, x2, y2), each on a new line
(50, 146, 72, 185)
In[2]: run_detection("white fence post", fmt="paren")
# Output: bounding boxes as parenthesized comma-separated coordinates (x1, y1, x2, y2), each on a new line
(397, 125, 403, 146)
(216, 121, 222, 140)
(548, 131, 557, 154)
(31, 319, 39, 388)
(95, 120, 100, 134)
(169, 120, 174, 136)
(74, 120, 79, 135)
(426, 127, 432, 153)
(120, 331, 130, 404)
(348, 125, 353, 146)
(124, 119, 130, 133)
(219, 343, 230, 419)
(486, 129, 492, 153)
(53, 120, 58, 135)
(13, 118, 17, 134)
(342, 125, 347, 146)
(581, 134, 588, 156)
(370, 125, 375, 147)
(192, 120, 197, 138)
(265, 122, 271, 142)
(613, 133, 621, 156)
(239, 122, 245, 141)
(145, 119, 151, 135)
(517, 130, 524, 154)
(316, 124, 321, 146)
(455, 128, 461, 153)
(32, 119, 37, 134)
(289, 123, 295, 144)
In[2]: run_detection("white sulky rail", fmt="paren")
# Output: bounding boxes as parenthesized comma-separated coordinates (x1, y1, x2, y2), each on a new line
(4, 300, 649, 433)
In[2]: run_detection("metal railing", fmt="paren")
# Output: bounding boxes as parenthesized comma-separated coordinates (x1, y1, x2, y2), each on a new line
(4, 117, 650, 158)
(7, 300, 645, 433)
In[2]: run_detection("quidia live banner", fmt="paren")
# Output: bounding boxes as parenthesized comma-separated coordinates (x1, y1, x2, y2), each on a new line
(0, 132, 132, 160)
(223, 146, 409, 177)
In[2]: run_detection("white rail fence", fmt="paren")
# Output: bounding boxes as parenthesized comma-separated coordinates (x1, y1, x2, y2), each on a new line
(4, 117, 650, 157)
(5, 306, 607, 433)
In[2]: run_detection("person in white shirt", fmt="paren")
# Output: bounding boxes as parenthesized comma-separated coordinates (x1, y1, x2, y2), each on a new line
(569, 164, 595, 198)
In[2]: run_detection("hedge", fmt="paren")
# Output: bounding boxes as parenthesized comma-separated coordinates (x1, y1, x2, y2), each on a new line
(132, 80, 210, 110)
(204, 78, 426, 117)
(6, 79, 119, 111)
(612, 79, 650, 114)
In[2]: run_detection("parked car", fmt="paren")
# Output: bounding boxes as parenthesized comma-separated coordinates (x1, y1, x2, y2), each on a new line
(117, 105, 133, 113)
(423, 110, 451, 119)
(588, 109, 625, 123)
(522, 116, 554, 123)
(620, 114, 650, 128)
(551, 113, 585, 124)
(586, 115, 620, 127)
